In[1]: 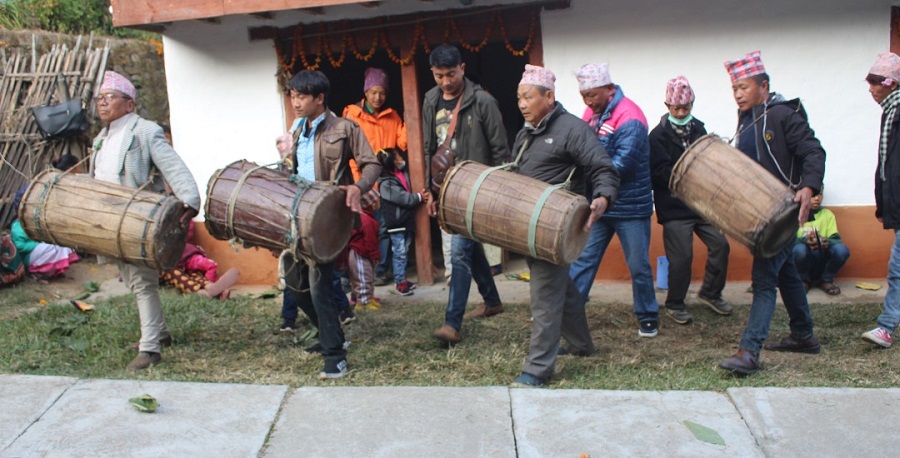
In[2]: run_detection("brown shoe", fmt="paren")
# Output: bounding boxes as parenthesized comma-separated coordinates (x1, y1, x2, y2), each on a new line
(719, 349, 759, 376)
(764, 334, 821, 354)
(433, 325, 462, 344)
(127, 351, 161, 370)
(463, 303, 504, 320)
(130, 335, 173, 351)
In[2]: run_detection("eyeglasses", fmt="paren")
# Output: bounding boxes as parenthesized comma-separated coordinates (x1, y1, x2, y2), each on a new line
(94, 93, 131, 103)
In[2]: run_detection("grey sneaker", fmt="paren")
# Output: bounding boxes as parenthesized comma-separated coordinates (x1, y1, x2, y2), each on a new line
(666, 308, 693, 325)
(698, 295, 733, 315)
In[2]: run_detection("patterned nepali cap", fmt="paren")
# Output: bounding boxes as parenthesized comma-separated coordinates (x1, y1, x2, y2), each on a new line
(100, 71, 136, 99)
(869, 53, 900, 86)
(665, 75, 695, 105)
(576, 63, 612, 91)
(724, 51, 766, 83)
(364, 67, 388, 92)
(519, 64, 556, 90)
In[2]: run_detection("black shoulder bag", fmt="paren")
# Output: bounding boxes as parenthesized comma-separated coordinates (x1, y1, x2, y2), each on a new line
(31, 73, 89, 140)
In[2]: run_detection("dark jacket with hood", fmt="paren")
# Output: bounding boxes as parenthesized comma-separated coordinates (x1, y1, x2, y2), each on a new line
(422, 78, 509, 186)
(649, 115, 707, 224)
(513, 102, 619, 206)
(876, 104, 900, 229)
(379, 167, 423, 233)
(735, 94, 825, 196)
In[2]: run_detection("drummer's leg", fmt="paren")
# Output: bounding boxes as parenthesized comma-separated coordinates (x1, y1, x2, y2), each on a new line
(662, 219, 694, 309)
(470, 242, 501, 307)
(694, 221, 730, 299)
(616, 217, 660, 322)
(120, 262, 168, 354)
(569, 219, 615, 303)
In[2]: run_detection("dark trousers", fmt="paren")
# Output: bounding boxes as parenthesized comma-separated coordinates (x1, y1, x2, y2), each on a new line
(662, 219, 730, 310)
(523, 258, 594, 381)
(281, 256, 346, 365)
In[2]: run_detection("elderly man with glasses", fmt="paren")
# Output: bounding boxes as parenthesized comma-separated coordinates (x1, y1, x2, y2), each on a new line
(90, 71, 200, 371)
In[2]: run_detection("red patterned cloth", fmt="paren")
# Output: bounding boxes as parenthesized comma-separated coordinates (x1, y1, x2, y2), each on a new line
(665, 76, 695, 106)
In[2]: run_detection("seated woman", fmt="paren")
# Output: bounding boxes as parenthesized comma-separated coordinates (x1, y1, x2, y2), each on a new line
(159, 221, 239, 299)
(793, 190, 850, 295)
(9, 187, 78, 283)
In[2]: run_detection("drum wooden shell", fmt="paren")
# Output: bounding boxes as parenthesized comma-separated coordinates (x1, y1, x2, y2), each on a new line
(17, 170, 188, 270)
(438, 160, 590, 265)
(204, 160, 351, 264)
(669, 134, 799, 258)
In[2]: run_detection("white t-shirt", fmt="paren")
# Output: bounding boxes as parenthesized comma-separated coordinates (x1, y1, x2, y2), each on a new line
(94, 113, 138, 184)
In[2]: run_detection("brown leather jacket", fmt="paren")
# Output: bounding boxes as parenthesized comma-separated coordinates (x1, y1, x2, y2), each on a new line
(285, 110, 381, 193)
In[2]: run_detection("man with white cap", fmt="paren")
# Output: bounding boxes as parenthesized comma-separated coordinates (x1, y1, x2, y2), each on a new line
(649, 76, 732, 325)
(510, 65, 619, 387)
(862, 52, 900, 349)
(90, 71, 200, 370)
(568, 62, 660, 338)
(719, 51, 825, 375)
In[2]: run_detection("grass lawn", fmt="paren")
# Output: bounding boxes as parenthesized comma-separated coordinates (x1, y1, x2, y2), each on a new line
(0, 283, 896, 389)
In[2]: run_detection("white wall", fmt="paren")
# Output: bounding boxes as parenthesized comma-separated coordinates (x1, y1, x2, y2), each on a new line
(542, 0, 892, 206)
(162, 17, 287, 212)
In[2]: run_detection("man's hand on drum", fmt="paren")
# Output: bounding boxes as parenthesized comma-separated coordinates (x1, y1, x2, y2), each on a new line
(426, 191, 438, 217)
(794, 186, 814, 225)
(340, 184, 362, 213)
(180, 205, 198, 225)
(585, 196, 610, 232)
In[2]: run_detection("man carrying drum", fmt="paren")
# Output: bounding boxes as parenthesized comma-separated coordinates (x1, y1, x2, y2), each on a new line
(719, 51, 826, 376)
(649, 76, 732, 325)
(509, 65, 619, 388)
(277, 70, 381, 379)
(90, 71, 201, 371)
(424, 44, 509, 345)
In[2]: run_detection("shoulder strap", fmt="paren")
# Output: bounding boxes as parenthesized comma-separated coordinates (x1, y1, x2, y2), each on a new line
(441, 95, 464, 148)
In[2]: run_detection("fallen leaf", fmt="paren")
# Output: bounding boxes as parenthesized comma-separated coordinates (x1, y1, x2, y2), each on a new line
(129, 394, 159, 413)
(683, 420, 725, 446)
(39, 299, 47, 305)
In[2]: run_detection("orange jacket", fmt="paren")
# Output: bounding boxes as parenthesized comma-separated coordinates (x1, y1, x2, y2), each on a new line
(343, 101, 408, 182)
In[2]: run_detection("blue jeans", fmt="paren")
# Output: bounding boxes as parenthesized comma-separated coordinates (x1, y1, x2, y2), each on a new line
(280, 258, 346, 365)
(374, 209, 391, 277)
(792, 242, 850, 283)
(569, 217, 659, 322)
(741, 242, 814, 353)
(444, 235, 502, 331)
(877, 230, 900, 332)
(389, 230, 411, 284)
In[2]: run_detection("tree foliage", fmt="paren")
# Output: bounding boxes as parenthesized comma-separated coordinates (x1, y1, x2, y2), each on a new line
(0, 0, 154, 39)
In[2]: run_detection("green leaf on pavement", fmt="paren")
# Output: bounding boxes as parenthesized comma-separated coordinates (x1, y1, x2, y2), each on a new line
(683, 420, 725, 446)
(129, 394, 159, 413)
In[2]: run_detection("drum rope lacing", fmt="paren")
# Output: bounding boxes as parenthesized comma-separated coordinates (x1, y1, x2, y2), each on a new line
(286, 174, 317, 267)
(225, 163, 278, 250)
(461, 138, 577, 259)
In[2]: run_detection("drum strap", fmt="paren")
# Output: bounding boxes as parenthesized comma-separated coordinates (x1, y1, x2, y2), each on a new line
(465, 163, 515, 238)
(116, 180, 152, 266)
(226, 163, 273, 245)
(527, 167, 577, 259)
(287, 174, 314, 265)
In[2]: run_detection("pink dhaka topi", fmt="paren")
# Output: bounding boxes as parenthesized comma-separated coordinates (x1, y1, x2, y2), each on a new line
(576, 63, 612, 91)
(724, 50, 767, 83)
(100, 71, 136, 99)
(870, 53, 900, 86)
(665, 75, 695, 105)
(519, 64, 556, 90)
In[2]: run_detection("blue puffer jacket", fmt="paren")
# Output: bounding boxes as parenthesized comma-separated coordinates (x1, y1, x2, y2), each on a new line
(581, 86, 652, 219)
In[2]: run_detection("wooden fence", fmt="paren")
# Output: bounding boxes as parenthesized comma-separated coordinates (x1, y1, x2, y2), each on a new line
(0, 34, 109, 230)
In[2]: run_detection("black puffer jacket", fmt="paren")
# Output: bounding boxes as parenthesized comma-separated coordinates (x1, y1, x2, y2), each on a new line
(876, 106, 900, 229)
(649, 115, 707, 224)
(379, 169, 423, 232)
(513, 102, 619, 205)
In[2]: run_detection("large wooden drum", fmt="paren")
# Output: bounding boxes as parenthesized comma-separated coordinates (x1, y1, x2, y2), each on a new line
(204, 160, 352, 264)
(438, 160, 590, 265)
(17, 170, 189, 270)
(669, 134, 799, 258)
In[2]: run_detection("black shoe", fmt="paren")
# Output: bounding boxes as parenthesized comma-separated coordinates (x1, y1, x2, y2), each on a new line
(720, 349, 759, 375)
(280, 320, 298, 332)
(638, 319, 658, 338)
(764, 334, 821, 354)
(319, 359, 348, 379)
(666, 308, 693, 325)
(697, 295, 733, 315)
(339, 308, 356, 325)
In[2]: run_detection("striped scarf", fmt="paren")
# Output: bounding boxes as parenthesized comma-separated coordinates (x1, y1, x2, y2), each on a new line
(880, 89, 900, 180)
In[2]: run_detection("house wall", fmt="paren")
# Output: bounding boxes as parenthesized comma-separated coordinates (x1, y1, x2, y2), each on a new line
(160, 0, 897, 285)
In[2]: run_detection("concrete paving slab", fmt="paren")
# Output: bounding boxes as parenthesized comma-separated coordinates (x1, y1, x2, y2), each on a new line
(510, 389, 763, 458)
(265, 386, 516, 458)
(728, 387, 900, 457)
(3, 378, 288, 457)
(0, 375, 76, 450)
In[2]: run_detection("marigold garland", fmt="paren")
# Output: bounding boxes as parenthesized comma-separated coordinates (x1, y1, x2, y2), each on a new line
(275, 8, 538, 71)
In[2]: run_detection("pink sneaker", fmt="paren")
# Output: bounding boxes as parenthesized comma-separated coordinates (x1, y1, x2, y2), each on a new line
(862, 327, 893, 348)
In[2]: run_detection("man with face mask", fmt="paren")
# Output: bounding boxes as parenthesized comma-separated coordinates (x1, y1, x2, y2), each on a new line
(649, 76, 732, 326)
(719, 51, 826, 376)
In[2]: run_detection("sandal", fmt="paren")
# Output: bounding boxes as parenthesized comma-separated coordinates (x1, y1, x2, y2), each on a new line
(818, 281, 841, 296)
